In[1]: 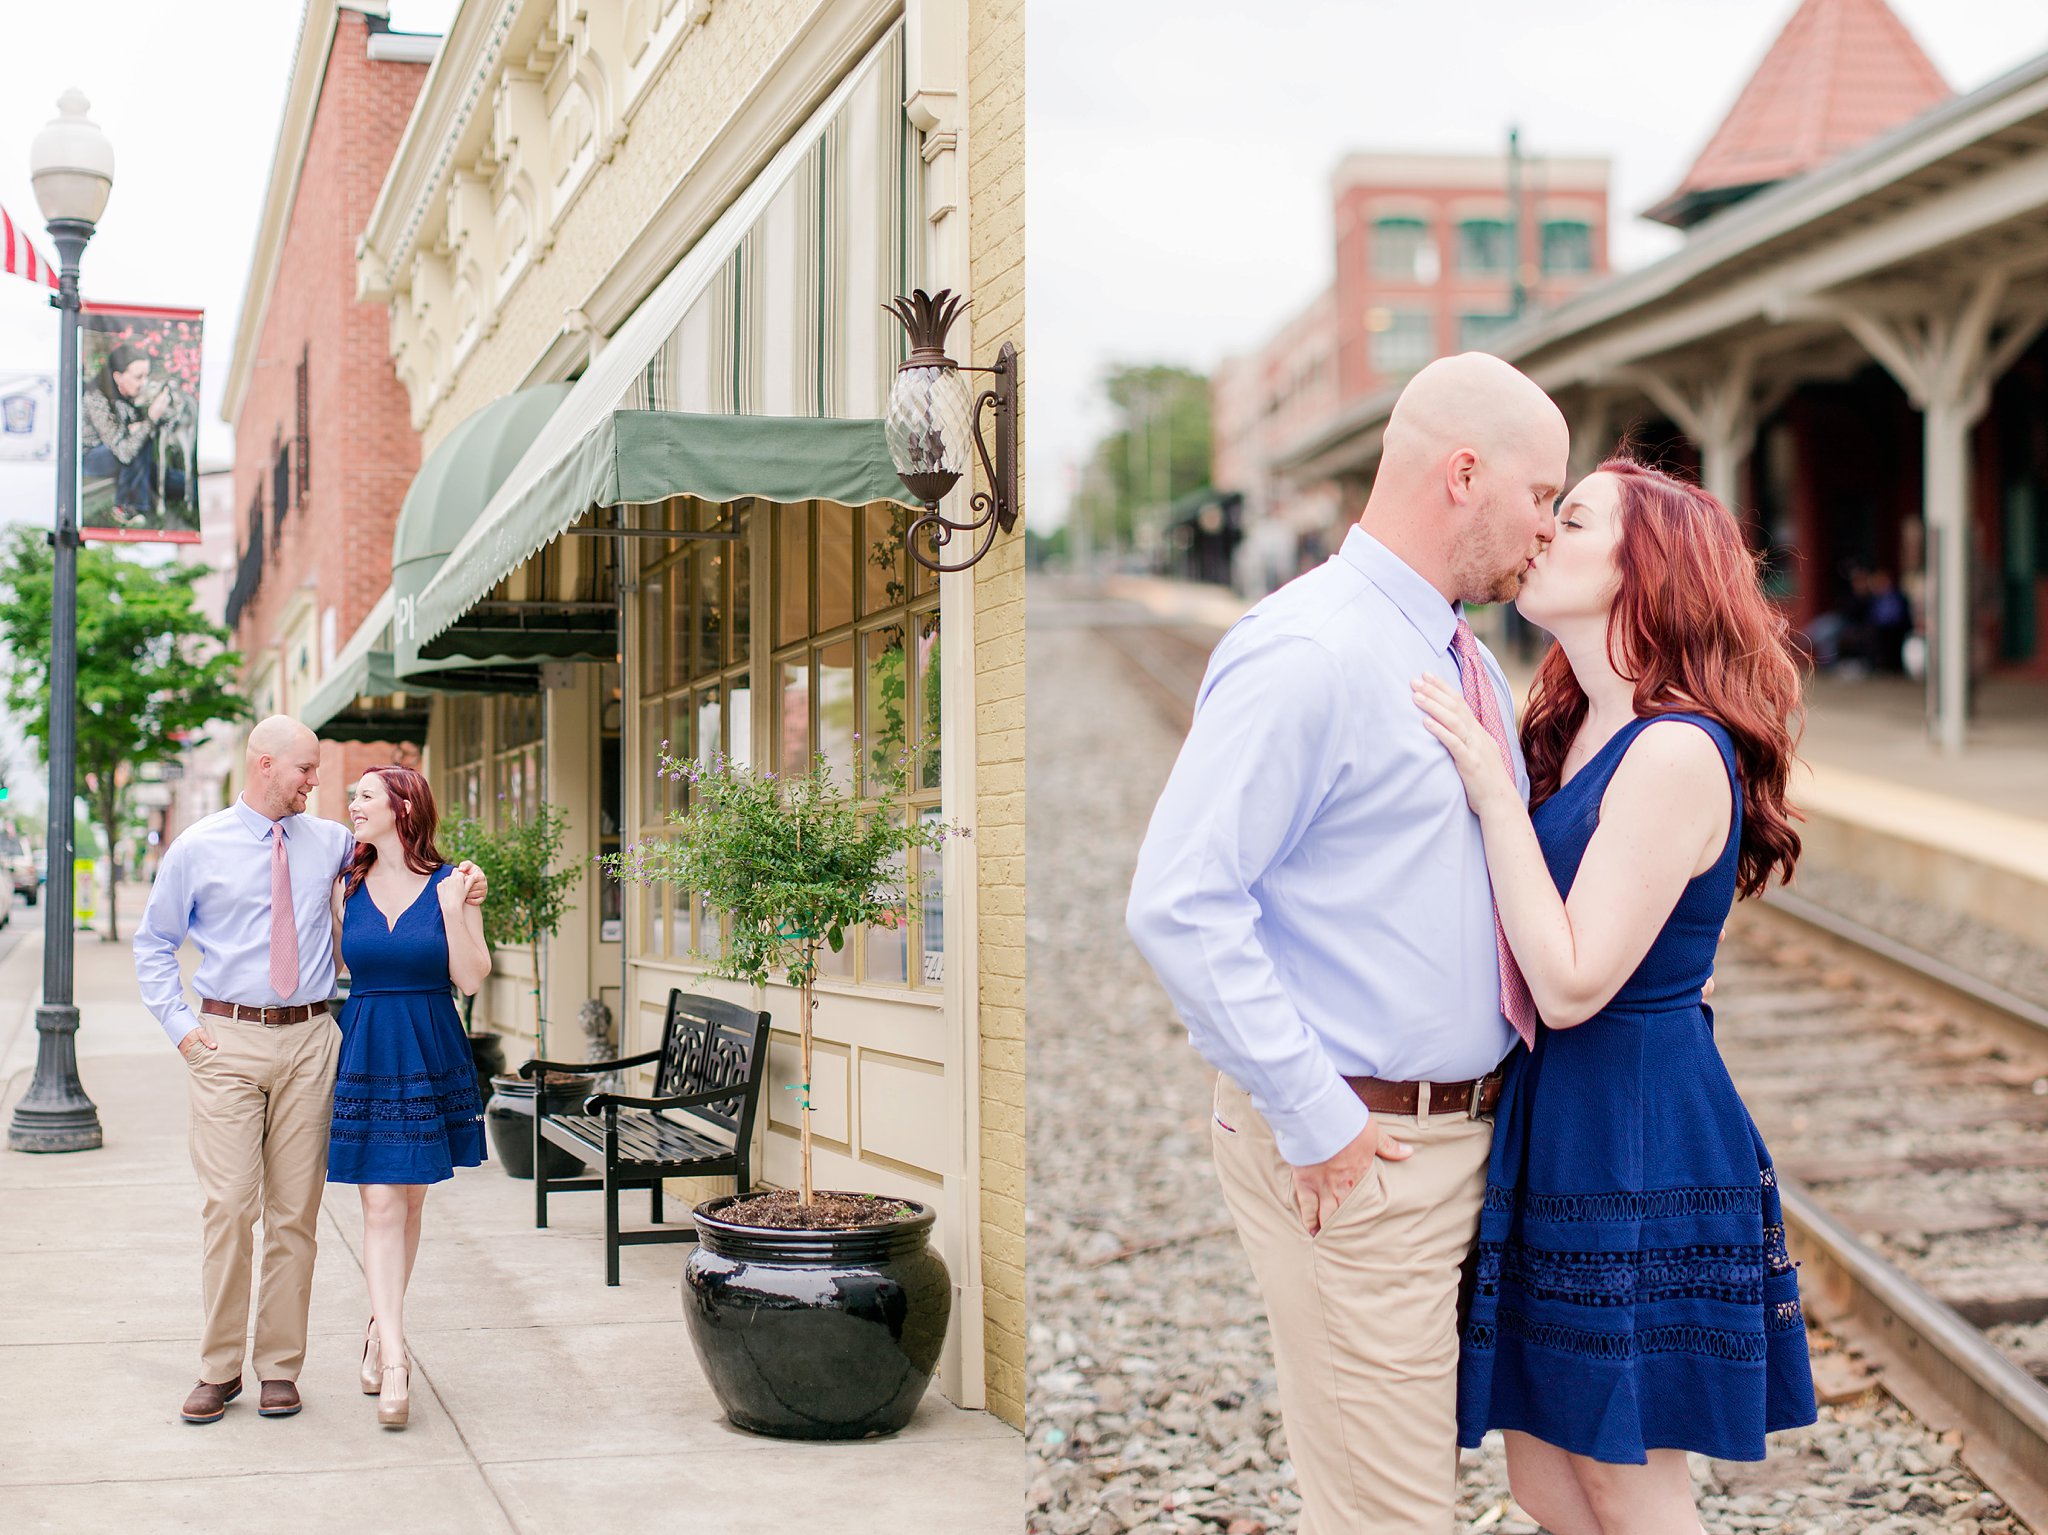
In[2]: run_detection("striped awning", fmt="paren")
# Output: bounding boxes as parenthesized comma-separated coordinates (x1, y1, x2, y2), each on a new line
(411, 26, 913, 649)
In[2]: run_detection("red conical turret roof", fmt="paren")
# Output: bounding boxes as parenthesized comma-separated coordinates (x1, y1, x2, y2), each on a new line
(1646, 0, 1950, 229)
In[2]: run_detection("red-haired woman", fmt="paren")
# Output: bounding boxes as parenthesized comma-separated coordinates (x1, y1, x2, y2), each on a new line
(325, 766, 491, 1428)
(1413, 459, 1816, 1534)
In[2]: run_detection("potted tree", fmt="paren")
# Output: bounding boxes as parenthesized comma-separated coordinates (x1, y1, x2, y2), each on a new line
(441, 805, 589, 1178)
(607, 744, 958, 1439)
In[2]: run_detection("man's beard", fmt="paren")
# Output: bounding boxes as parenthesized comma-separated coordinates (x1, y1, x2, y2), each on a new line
(1453, 536, 1528, 605)
(1452, 495, 1531, 606)
(1480, 563, 1525, 605)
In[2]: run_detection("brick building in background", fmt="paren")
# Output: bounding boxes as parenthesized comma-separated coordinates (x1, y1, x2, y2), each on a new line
(1215, 148, 1611, 592)
(217, 1, 435, 821)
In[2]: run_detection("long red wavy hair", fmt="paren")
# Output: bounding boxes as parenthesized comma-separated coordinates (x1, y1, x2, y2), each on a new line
(342, 766, 446, 899)
(1520, 457, 1805, 897)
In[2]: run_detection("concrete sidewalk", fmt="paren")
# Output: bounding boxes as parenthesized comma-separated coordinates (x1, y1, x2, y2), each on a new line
(0, 896, 1021, 1534)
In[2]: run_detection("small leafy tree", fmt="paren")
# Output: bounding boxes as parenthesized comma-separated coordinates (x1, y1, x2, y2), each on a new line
(605, 748, 956, 1207)
(441, 804, 582, 1053)
(0, 529, 249, 940)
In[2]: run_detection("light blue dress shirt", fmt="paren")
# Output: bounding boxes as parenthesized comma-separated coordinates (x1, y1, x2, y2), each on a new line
(1127, 527, 1528, 1166)
(133, 797, 357, 1045)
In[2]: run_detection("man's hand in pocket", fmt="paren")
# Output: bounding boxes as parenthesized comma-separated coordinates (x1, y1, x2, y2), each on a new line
(1291, 1120, 1412, 1236)
(178, 1026, 218, 1066)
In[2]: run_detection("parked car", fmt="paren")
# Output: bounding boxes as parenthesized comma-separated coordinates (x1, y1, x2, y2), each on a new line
(0, 831, 34, 907)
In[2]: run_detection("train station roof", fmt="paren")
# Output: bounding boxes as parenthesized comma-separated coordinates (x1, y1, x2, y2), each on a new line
(1645, 0, 1951, 229)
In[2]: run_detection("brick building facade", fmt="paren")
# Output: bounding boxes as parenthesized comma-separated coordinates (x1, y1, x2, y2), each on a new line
(1213, 149, 1610, 592)
(220, 3, 433, 819)
(968, 0, 1026, 1428)
(1331, 151, 1610, 404)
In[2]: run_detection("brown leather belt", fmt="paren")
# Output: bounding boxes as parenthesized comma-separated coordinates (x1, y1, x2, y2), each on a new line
(201, 998, 332, 1027)
(1345, 1070, 1503, 1119)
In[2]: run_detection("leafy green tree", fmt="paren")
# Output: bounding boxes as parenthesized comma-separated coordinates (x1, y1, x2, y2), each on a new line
(440, 805, 582, 1053)
(1071, 363, 1214, 552)
(605, 748, 955, 1207)
(0, 529, 249, 940)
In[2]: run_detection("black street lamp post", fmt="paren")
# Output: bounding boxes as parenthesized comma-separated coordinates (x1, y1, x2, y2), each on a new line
(9, 90, 113, 1155)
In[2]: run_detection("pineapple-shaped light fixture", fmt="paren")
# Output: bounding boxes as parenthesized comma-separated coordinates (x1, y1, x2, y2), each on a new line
(883, 289, 1019, 574)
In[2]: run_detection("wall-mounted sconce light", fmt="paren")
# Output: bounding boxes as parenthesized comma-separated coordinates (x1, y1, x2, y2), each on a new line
(883, 288, 1018, 574)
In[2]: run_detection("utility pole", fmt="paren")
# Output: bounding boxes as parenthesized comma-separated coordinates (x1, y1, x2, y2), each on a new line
(1507, 126, 1528, 323)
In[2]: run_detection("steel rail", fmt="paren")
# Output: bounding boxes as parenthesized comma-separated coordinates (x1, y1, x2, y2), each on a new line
(1762, 886, 2048, 1039)
(1781, 1179, 2048, 1530)
(1741, 893, 2048, 1527)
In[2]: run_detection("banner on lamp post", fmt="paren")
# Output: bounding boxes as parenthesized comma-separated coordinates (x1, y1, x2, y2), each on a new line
(77, 302, 203, 544)
(0, 372, 57, 462)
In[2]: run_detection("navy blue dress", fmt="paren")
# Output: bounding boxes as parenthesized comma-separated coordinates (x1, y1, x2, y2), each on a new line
(1456, 714, 1816, 1463)
(328, 863, 487, 1185)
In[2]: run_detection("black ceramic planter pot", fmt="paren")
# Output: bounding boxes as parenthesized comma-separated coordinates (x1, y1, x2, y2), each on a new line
(683, 1196, 951, 1440)
(466, 1032, 506, 1106)
(483, 1072, 594, 1180)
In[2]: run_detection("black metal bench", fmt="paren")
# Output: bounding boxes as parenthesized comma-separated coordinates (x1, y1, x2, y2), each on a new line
(521, 989, 772, 1285)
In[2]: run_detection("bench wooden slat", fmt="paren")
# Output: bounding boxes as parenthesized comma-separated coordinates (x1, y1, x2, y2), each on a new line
(550, 1112, 732, 1167)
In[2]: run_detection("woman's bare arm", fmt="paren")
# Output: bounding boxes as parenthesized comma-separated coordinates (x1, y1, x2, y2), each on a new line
(1415, 675, 1729, 1028)
(439, 868, 493, 996)
(329, 879, 347, 978)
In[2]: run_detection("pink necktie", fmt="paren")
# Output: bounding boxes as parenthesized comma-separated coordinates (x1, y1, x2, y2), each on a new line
(270, 823, 298, 1000)
(1451, 618, 1538, 1048)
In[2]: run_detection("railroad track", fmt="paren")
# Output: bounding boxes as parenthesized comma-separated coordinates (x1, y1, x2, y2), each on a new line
(1727, 896, 2048, 1530)
(1093, 605, 2048, 1530)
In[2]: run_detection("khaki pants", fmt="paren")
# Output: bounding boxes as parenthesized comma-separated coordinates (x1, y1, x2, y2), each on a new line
(186, 1012, 341, 1383)
(1211, 1074, 1494, 1535)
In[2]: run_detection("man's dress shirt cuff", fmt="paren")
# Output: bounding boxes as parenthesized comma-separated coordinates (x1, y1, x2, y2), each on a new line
(1259, 1072, 1372, 1168)
(159, 1005, 200, 1048)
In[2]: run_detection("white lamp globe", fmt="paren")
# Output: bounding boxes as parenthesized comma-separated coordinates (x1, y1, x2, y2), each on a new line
(885, 363, 974, 505)
(30, 90, 115, 228)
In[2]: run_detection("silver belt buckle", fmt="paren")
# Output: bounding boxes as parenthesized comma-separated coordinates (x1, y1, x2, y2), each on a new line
(1468, 1072, 1498, 1121)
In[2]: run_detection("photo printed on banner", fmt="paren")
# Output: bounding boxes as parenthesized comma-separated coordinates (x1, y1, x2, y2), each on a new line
(78, 302, 203, 543)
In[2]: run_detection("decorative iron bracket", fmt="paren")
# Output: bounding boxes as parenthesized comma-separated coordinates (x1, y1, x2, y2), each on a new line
(906, 341, 1019, 574)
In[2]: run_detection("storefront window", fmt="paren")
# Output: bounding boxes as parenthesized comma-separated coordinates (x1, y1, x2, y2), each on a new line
(443, 695, 486, 823)
(492, 692, 542, 826)
(599, 664, 621, 944)
(641, 502, 754, 961)
(770, 499, 942, 988)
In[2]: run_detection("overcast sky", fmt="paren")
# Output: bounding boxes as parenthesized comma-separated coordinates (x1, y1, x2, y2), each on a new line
(4, 2, 2044, 541)
(0, 0, 458, 531)
(1026, 0, 2048, 529)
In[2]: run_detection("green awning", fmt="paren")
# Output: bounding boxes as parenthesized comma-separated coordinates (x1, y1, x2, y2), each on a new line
(300, 639, 448, 742)
(318, 693, 434, 745)
(299, 639, 391, 736)
(413, 411, 916, 648)
(393, 383, 576, 680)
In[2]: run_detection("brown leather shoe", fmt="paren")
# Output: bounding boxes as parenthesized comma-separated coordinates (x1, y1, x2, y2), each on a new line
(180, 1376, 242, 1424)
(258, 1379, 302, 1418)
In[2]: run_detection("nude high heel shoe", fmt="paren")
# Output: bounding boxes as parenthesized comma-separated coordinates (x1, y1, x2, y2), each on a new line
(361, 1319, 381, 1395)
(377, 1360, 410, 1428)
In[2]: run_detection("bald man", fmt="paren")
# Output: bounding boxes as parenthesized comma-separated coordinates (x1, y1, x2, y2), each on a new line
(1128, 355, 1569, 1533)
(134, 717, 486, 1424)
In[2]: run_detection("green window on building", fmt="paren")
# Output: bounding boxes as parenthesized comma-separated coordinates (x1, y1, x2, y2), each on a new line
(1457, 219, 1512, 275)
(1372, 217, 1432, 280)
(1542, 219, 1594, 274)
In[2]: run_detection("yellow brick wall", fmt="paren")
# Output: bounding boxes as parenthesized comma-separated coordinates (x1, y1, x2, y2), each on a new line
(419, 0, 814, 451)
(968, 0, 1026, 1431)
